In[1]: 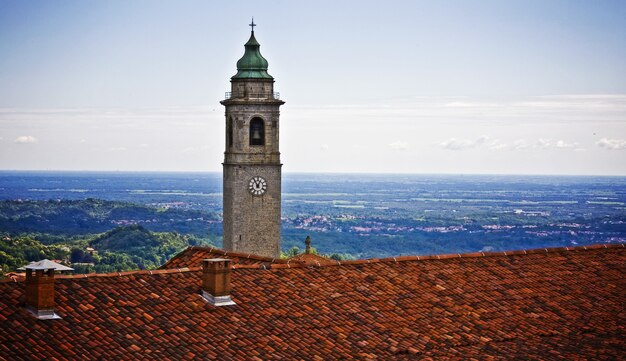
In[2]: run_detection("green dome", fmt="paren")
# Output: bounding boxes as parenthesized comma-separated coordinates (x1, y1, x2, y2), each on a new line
(232, 32, 273, 79)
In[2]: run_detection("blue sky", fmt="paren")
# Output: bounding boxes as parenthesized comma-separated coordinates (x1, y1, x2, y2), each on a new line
(1, 0, 625, 174)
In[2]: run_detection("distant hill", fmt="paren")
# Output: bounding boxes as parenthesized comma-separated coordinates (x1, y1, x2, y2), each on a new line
(0, 199, 221, 237)
(90, 225, 190, 265)
(92, 224, 162, 250)
(88, 225, 198, 270)
(0, 225, 211, 277)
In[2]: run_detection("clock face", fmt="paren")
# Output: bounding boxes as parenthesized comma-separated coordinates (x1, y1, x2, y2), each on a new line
(248, 176, 267, 196)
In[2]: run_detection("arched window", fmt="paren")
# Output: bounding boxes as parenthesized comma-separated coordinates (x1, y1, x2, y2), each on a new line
(249, 117, 265, 146)
(227, 117, 233, 148)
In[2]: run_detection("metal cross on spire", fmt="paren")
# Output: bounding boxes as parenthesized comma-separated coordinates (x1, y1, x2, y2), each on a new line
(249, 18, 256, 32)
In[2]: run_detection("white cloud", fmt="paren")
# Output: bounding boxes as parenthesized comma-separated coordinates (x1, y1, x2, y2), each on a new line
(535, 138, 552, 148)
(596, 138, 626, 150)
(79, 139, 87, 143)
(14, 135, 38, 144)
(535, 139, 580, 150)
(439, 137, 585, 152)
(555, 140, 578, 149)
(512, 139, 530, 150)
(487, 139, 507, 150)
(388, 140, 408, 151)
(320, 144, 329, 151)
(439, 136, 488, 151)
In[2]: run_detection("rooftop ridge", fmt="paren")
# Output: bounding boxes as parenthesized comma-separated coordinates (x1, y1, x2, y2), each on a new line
(56, 267, 201, 279)
(3, 243, 622, 283)
(162, 246, 287, 268)
(312, 243, 625, 268)
(263, 243, 626, 269)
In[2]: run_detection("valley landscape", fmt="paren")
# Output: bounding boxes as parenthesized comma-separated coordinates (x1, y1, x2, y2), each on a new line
(1, 171, 624, 276)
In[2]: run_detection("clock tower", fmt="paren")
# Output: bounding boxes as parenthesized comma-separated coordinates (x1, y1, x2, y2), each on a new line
(220, 21, 284, 258)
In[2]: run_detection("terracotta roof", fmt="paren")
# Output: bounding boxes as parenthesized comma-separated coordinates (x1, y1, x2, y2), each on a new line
(4, 272, 25, 282)
(287, 252, 337, 266)
(1, 244, 624, 359)
(161, 245, 286, 269)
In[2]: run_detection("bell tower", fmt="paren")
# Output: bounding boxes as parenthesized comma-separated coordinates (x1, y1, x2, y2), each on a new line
(220, 20, 284, 258)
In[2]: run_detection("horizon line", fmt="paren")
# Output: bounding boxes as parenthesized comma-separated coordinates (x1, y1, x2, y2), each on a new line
(1, 169, 625, 178)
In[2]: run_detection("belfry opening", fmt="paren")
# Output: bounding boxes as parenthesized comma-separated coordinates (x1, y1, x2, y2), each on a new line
(249, 118, 265, 146)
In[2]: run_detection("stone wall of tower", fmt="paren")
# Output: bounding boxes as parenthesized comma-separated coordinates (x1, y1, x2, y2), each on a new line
(221, 85, 284, 258)
(230, 79, 274, 99)
(222, 163, 281, 257)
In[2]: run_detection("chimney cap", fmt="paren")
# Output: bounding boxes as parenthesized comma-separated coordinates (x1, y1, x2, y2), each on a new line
(19, 259, 74, 271)
(203, 258, 230, 263)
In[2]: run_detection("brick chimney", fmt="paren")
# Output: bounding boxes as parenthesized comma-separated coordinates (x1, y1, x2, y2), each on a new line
(201, 258, 236, 306)
(25, 267, 60, 319)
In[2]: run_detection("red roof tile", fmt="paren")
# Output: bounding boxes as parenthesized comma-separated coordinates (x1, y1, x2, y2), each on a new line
(0, 244, 624, 359)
